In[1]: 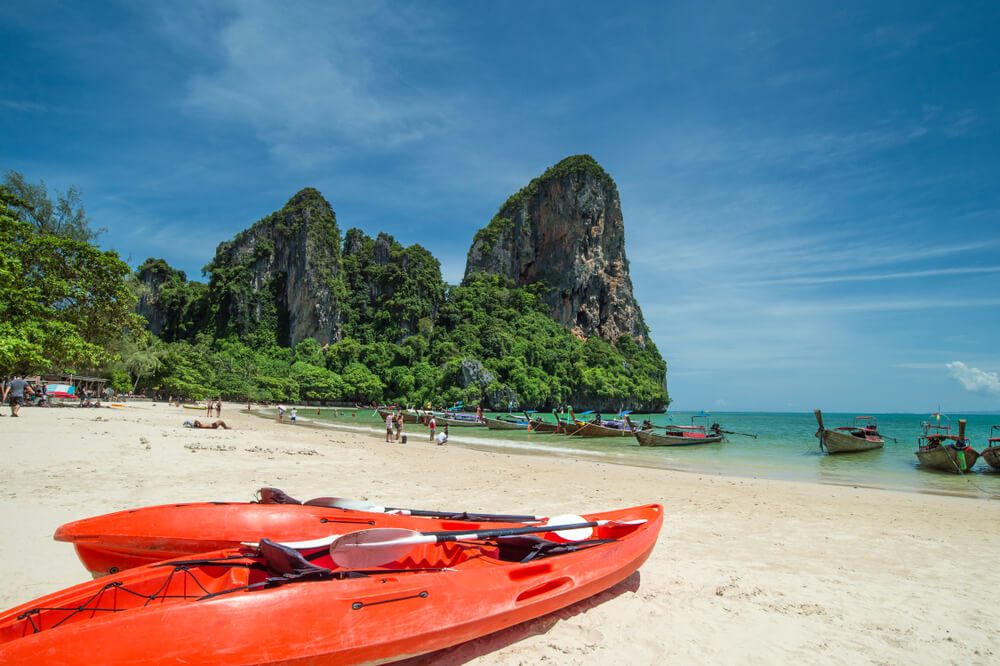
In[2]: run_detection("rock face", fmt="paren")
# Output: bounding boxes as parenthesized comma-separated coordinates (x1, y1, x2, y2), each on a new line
(464, 155, 649, 345)
(135, 259, 176, 336)
(206, 188, 343, 347)
(459, 358, 517, 408)
(134, 259, 176, 338)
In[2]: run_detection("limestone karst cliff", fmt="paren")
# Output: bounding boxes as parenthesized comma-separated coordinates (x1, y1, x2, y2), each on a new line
(132, 162, 667, 411)
(463, 155, 650, 346)
(205, 188, 344, 347)
(134, 259, 175, 338)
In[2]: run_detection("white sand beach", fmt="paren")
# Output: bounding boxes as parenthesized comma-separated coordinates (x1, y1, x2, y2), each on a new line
(2, 402, 998, 664)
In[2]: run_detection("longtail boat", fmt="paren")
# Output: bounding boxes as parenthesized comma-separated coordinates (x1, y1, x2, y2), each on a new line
(376, 407, 424, 424)
(552, 410, 586, 435)
(53, 488, 539, 577)
(1, 505, 662, 665)
(522, 411, 561, 433)
(978, 425, 1000, 471)
(484, 414, 531, 430)
(813, 410, 885, 454)
(428, 409, 486, 427)
(567, 410, 634, 437)
(627, 415, 724, 446)
(914, 415, 979, 473)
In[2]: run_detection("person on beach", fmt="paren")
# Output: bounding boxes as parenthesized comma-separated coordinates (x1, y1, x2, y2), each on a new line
(394, 413, 403, 442)
(385, 413, 393, 442)
(186, 419, 232, 430)
(7, 374, 34, 417)
(435, 425, 449, 446)
(290, 407, 297, 423)
(0, 378, 7, 415)
(476, 406, 483, 422)
(277, 405, 286, 422)
(428, 415, 436, 441)
(216, 399, 222, 417)
(397, 415, 405, 443)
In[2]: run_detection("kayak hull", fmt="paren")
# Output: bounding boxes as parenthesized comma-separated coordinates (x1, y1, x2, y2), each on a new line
(54, 502, 532, 577)
(2, 505, 662, 665)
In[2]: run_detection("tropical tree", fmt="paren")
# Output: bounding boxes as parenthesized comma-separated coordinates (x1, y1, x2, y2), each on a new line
(0, 189, 142, 376)
(116, 332, 167, 392)
(2, 171, 105, 242)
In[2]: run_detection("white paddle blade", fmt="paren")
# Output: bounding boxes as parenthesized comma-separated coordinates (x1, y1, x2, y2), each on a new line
(305, 497, 386, 512)
(330, 528, 428, 568)
(545, 514, 593, 542)
(242, 534, 339, 550)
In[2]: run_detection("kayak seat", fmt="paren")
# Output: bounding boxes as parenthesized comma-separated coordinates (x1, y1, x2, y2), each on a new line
(259, 538, 334, 581)
(493, 536, 616, 563)
(257, 487, 302, 504)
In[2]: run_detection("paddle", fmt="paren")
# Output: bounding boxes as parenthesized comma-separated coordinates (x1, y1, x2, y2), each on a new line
(304, 496, 541, 522)
(329, 516, 647, 568)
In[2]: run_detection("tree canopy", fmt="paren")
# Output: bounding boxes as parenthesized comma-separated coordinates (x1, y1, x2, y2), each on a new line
(0, 188, 142, 376)
(2, 170, 105, 243)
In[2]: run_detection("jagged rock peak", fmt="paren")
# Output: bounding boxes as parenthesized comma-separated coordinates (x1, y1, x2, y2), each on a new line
(206, 188, 343, 347)
(463, 155, 649, 344)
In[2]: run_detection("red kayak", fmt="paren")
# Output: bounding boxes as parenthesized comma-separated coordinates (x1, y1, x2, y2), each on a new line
(2, 504, 662, 664)
(53, 488, 542, 577)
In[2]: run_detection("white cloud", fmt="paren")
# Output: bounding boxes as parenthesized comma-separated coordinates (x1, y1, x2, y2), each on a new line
(176, 2, 456, 165)
(946, 362, 1000, 397)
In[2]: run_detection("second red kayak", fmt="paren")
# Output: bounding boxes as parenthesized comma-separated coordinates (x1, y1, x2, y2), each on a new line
(54, 489, 541, 577)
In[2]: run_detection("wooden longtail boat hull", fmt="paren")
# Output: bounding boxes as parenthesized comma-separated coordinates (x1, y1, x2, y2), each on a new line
(571, 421, 634, 437)
(433, 415, 485, 427)
(634, 429, 724, 446)
(816, 429, 884, 453)
(54, 502, 528, 577)
(1, 505, 663, 665)
(914, 446, 980, 473)
(550, 414, 584, 435)
(982, 447, 1000, 471)
(526, 419, 561, 433)
(377, 408, 422, 424)
(982, 427, 1000, 470)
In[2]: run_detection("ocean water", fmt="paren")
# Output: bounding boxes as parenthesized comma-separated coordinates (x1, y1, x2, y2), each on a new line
(302, 409, 1000, 499)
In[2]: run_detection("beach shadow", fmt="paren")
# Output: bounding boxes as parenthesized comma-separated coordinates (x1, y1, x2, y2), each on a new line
(391, 571, 642, 665)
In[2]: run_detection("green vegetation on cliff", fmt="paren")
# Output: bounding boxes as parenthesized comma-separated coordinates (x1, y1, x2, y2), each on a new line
(340, 229, 445, 344)
(3, 171, 666, 410)
(136, 264, 668, 410)
(202, 187, 344, 347)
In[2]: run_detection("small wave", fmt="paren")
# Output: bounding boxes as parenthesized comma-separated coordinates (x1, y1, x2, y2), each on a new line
(453, 434, 606, 457)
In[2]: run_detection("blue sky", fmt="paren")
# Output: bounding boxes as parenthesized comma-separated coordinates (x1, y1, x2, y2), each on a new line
(3, 1, 999, 413)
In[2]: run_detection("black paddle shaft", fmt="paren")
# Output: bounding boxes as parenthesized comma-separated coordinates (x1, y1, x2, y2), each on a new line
(388, 508, 539, 522)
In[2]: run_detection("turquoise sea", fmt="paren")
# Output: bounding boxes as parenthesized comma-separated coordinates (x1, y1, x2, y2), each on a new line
(303, 410, 1000, 499)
